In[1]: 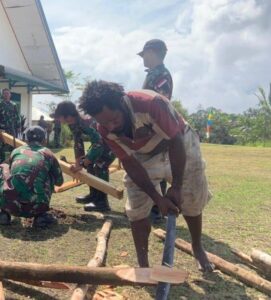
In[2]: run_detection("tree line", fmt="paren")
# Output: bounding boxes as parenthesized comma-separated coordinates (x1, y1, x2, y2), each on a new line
(172, 84, 271, 146)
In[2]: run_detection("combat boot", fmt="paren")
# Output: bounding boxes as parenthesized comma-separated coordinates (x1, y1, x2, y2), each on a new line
(76, 188, 97, 204)
(84, 192, 111, 212)
(33, 212, 57, 229)
(0, 210, 11, 225)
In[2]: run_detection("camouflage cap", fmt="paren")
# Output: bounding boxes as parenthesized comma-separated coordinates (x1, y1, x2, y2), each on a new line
(137, 39, 167, 57)
(25, 126, 46, 143)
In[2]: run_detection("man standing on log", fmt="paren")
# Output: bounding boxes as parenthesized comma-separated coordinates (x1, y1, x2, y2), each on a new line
(79, 80, 214, 272)
(0, 126, 63, 227)
(138, 39, 173, 222)
(54, 101, 115, 212)
(0, 88, 21, 163)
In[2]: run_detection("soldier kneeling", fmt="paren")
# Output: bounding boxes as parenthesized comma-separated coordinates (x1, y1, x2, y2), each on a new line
(0, 126, 64, 228)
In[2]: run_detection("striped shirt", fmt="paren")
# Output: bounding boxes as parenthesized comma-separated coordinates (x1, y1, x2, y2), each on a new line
(98, 90, 186, 160)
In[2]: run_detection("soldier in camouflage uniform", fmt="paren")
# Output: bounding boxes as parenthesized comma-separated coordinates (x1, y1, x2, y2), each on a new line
(54, 101, 115, 212)
(0, 88, 21, 163)
(0, 126, 64, 227)
(138, 39, 173, 99)
(138, 39, 173, 221)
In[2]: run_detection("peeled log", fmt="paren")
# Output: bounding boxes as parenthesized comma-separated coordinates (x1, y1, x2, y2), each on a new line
(251, 249, 271, 278)
(0, 260, 186, 286)
(71, 219, 113, 300)
(153, 229, 271, 297)
(0, 132, 123, 199)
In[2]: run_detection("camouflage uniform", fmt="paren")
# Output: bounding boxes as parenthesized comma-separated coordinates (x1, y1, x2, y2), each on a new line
(53, 119, 61, 148)
(0, 100, 21, 162)
(0, 144, 63, 218)
(142, 64, 173, 100)
(69, 116, 115, 182)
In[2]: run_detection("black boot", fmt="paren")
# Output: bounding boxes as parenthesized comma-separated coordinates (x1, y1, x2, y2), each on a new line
(76, 188, 96, 204)
(0, 210, 11, 225)
(84, 192, 111, 212)
(33, 212, 57, 229)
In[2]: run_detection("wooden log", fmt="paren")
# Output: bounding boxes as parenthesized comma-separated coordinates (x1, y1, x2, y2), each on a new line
(0, 282, 5, 300)
(156, 214, 176, 300)
(251, 249, 271, 278)
(0, 260, 187, 286)
(153, 229, 271, 297)
(71, 219, 113, 300)
(55, 180, 83, 193)
(0, 132, 123, 199)
(231, 248, 254, 266)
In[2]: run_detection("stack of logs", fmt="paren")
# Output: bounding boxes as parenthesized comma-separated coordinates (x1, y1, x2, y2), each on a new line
(154, 229, 271, 297)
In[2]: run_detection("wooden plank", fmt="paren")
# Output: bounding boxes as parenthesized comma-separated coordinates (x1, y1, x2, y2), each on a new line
(155, 213, 176, 300)
(0, 132, 123, 199)
(0, 260, 187, 286)
(54, 180, 83, 193)
(153, 229, 271, 297)
(71, 219, 113, 300)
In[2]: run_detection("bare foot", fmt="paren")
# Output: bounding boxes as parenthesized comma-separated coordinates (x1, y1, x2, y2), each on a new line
(192, 244, 215, 272)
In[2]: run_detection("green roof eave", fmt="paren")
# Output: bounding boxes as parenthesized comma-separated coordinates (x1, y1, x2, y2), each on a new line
(0, 65, 69, 94)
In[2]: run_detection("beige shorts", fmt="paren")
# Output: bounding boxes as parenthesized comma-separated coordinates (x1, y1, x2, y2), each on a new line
(124, 127, 212, 221)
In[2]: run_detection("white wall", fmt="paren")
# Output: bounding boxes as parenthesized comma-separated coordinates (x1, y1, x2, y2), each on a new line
(0, 2, 30, 73)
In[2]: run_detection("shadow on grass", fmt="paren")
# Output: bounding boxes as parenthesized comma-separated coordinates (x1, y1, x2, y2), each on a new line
(3, 280, 62, 300)
(148, 222, 252, 300)
(0, 211, 129, 242)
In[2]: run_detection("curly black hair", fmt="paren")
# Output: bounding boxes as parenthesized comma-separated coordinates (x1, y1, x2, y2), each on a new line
(79, 80, 125, 116)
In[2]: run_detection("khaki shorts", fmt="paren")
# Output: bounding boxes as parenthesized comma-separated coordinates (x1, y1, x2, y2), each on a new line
(124, 127, 212, 221)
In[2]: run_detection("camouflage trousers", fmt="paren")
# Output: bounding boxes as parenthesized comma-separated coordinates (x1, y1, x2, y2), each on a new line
(0, 164, 49, 218)
(86, 154, 115, 195)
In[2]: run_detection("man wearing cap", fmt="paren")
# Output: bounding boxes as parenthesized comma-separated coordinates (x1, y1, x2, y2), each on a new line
(0, 88, 21, 163)
(138, 39, 173, 100)
(0, 126, 63, 228)
(138, 39, 173, 221)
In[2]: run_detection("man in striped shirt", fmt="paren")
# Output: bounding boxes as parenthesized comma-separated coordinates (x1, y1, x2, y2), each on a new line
(79, 80, 214, 272)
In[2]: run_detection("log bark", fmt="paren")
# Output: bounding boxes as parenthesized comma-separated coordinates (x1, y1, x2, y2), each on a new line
(156, 213, 176, 300)
(251, 249, 271, 278)
(0, 260, 186, 286)
(71, 219, 113, 300)
(0, 132, 123, 199)
(0, 282, 4, 300)
(153, 229, 271, 297)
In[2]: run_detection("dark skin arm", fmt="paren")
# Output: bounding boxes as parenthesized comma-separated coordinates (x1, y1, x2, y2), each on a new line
(121, 155, 179, 216)
(166, 132, 186, 211)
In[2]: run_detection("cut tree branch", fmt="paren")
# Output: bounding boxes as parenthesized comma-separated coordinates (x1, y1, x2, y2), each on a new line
(153, 229, 271, 297)
(71, 219, 113, 300)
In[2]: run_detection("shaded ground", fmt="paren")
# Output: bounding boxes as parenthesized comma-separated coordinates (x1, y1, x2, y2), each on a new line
(0, 144, 270, 299)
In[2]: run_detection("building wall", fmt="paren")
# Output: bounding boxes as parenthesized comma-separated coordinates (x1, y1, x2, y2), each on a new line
(0, 83, 32, 128)
(0, 2, 30, 73)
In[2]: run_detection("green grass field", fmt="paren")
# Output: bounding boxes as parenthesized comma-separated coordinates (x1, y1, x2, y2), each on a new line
(0, 144, 270, 299)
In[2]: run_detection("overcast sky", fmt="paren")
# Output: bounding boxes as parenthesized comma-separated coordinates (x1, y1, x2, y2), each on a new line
(38, 0, 271, 114)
